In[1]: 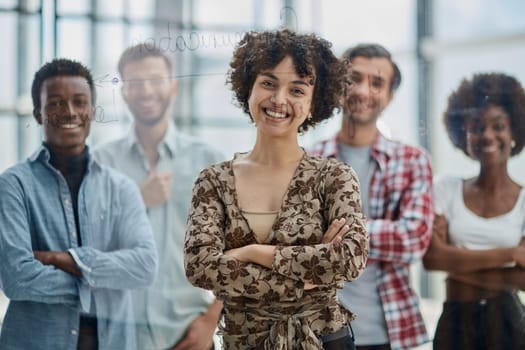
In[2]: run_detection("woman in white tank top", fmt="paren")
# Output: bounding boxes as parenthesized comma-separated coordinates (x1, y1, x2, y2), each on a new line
(423, 73, 525, 350)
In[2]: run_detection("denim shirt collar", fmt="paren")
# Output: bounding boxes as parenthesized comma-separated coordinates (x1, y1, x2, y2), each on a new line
(124, 120, 179, 159)
(29, 143, 102, 173)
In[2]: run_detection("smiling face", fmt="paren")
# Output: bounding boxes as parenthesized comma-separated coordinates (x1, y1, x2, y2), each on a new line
(343, 56, 394, 125)
(121, 56, 177, 127)
(248, 56, 314, 138)
(34, 75, 94, 156)
(465, 105, 514, 165)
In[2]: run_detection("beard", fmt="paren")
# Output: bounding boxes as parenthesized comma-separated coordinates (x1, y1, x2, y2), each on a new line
(344, 107, 380, 126)
(344, 95, 386, 125)
(129, 99, 171, 127)
(134, 111, 166, 126)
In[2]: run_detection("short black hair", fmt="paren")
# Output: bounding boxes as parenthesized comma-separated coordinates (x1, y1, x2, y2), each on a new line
(341, 43, 402, 92)
(444, 72, 525, 157)
(118, 43, 172, 78)
(31, 58, 96, 111)
(228, 29, 349, 133)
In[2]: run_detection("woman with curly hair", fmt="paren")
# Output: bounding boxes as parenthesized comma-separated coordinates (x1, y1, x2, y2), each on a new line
(423, 72, 525, 350)
(184, 29, 369, 349)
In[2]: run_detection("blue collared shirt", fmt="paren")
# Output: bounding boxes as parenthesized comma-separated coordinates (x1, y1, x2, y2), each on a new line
(93, 122, 224, 349)
(0, 145, 158, 350)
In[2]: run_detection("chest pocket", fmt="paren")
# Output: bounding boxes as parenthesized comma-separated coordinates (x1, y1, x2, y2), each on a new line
(84, 198, 121, 250)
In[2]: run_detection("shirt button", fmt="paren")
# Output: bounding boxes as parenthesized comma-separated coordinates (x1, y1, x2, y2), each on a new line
(71, 231, 76, 237)
(64, 198, 70, 205)
(71, 329, 78, 335)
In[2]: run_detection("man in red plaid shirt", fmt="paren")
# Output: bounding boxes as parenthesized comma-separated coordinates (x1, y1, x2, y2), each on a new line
(309, 44, 434, 350)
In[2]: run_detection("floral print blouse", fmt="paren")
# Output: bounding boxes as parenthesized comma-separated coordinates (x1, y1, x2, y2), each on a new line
(184, 153, 369, 349)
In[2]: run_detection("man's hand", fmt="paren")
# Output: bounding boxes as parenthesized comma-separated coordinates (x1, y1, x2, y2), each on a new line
(34, 250, 82, 276)
(171, 301, 222, 350)
(140, 171, 172, 208)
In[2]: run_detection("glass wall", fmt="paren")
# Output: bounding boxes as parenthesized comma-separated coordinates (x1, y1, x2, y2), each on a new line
(1, 1, 525, 347)
(430, 0, 525, 179)
(0, 0, 425, 167)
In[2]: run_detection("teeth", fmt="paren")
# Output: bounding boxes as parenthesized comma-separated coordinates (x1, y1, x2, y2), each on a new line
(482, 146, 497, 152)
(60, 124, 80, 129)
(266, 109, 287, 119)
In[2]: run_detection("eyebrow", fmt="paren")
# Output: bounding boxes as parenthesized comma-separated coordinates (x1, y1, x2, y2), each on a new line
(469, 114, 508, 125)
(45, 93, 90, 103)
(352, 70, 387, 83)
(260, 72, 312, 86)
(491, 113, 507, 120)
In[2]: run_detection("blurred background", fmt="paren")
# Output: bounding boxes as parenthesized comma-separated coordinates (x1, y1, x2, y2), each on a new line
(1, 0, 525, 346)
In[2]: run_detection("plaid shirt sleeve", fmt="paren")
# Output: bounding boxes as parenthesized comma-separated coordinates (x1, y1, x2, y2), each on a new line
(307, 137, 337, 158)
(367, 145, 434, 264)
(368, 141, 434, 349)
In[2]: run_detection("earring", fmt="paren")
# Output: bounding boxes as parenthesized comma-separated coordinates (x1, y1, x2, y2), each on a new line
(511, 140, 516, 148)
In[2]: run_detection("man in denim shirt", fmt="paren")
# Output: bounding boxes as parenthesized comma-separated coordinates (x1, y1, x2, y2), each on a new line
(0, 58, 158, 350)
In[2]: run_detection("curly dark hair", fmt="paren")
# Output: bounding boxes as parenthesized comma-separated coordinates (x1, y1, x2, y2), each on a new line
(227, 29, 349, 132)
(444, 72, 525, 157)
(31, 58, 96, 113)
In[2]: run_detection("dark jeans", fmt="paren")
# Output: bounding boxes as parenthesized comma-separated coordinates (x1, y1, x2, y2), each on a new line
(434, 291, 525, 350)
(77, 316, 98, 350)
(356, 344, 391, 350)
(321, 326, 356, 350)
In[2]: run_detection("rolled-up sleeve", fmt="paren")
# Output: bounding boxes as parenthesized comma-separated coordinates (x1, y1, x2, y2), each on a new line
(0, 175, 78, 304)
(69, 176, 158, 290)
(367, 150, 433, 264)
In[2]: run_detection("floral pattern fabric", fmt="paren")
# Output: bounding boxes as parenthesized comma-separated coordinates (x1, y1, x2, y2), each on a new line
(185, 153, 369, 349)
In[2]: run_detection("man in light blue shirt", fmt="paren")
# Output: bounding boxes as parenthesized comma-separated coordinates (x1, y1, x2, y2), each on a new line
(0, 58, 158, 350)
(94, 43, 223, 350)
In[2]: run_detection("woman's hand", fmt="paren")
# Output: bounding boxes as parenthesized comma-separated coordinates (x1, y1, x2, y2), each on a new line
(512, 240, 525, 267)
(224, 218, 350, 290)
(225, 244, 276, 268)
(224, 245, 250, 262)
(305, 219, 350, 290)
(322, 218, 350, 244)
(431, 214, 449, 245)
(423, 214, 450, 270)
